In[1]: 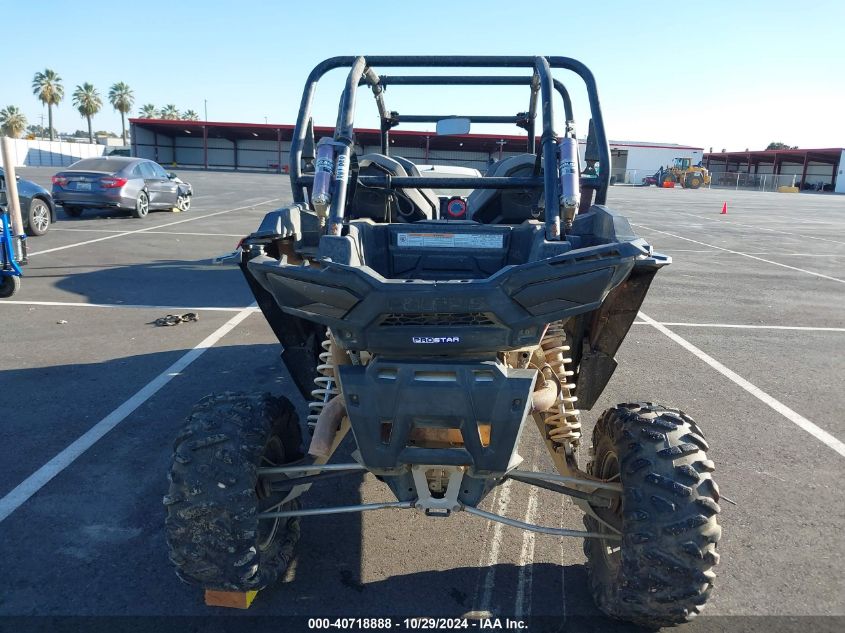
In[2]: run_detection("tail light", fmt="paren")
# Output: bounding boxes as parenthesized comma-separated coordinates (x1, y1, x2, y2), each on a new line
(52, 176, 68, 186)
(100, 177, 127, 188)
(445, 196, 468, 219)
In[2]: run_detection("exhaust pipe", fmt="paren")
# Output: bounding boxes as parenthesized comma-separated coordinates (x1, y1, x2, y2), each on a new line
(531, 372, 560, 413)
(308, 395, 346, 458)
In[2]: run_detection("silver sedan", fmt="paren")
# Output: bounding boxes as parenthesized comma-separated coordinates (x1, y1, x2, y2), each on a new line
(51, 157, 192, 219)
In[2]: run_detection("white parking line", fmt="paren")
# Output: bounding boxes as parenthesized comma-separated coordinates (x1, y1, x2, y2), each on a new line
(559, 497, 567, 620)
(638, 311, 845, 458)
(514, 482, 538, 619)
(662, 249, 719, 253)
(477, 479, 513, 615)
(664, 249, 841, 257)
(672, 210, 845, 247)
(631, 321, 845, 332)
(28, 198, 281, 257)
(634, 224, 845, 284)
(0, 306, 256, 523)
(52, 228, 246, 238)
(0, 300, 258, 312)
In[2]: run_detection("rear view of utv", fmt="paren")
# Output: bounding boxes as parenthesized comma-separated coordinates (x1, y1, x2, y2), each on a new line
(165, 56, 721, 626)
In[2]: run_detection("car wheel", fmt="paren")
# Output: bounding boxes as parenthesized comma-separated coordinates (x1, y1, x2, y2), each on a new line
(0, 275, 21, 298)
(176, 194, 191, 212)
(133, 191, 149, 219)
(64, 206, 83, 218)
(26, 199, 52, 236)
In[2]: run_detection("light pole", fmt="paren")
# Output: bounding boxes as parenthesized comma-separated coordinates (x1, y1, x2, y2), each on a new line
(204, 99, 208, 122)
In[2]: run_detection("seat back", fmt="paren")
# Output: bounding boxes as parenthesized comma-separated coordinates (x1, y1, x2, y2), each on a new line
(467, 154, 543, 224)
(392, 156, 440, 217)
(350, 154, 436, 222)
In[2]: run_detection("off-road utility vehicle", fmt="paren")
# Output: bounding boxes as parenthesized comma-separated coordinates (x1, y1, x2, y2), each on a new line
(165, 56, 721, 626)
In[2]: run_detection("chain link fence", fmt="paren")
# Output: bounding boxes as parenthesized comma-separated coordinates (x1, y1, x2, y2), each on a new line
(708, 172, 798, 192)
(609, 169, 805, 191)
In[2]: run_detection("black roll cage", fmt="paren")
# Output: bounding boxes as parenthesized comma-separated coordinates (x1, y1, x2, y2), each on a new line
(289, 56, 611, 240)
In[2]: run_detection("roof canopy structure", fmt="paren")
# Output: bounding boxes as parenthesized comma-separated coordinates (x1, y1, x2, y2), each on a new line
(704, 148, 842, 179)
(129, 118, 537, 155)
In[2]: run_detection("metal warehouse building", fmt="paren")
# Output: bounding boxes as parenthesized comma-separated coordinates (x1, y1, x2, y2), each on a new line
(130, 118, 702, 185)
(704, 148, 844, 193)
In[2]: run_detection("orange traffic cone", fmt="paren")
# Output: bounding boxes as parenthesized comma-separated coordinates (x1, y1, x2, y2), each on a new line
(721, 202, 728, 215)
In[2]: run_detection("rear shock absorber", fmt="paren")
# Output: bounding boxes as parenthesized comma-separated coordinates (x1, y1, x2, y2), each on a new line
(307, 331, 338, 431)
(540, 322, 581, 449)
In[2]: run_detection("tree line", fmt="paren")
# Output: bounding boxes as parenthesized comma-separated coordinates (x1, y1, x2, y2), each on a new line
(0, 69, 201, 144)
(137, 105, 199, 121)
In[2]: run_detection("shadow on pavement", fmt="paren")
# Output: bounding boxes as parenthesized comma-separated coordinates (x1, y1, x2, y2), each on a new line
(48, 258, 253, 307)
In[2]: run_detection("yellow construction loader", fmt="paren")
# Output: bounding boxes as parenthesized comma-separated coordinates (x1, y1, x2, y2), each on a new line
(657, 158, 711, 189)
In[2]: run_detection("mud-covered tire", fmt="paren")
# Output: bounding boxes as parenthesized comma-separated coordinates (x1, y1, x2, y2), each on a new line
(164, 392, 304, 591)
(584, 403, 721, 627)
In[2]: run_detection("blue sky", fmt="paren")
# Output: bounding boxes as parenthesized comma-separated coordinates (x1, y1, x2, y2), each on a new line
(3, 0, 843, 150)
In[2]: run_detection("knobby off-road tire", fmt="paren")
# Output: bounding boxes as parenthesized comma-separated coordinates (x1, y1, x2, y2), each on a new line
(584, 403, 721, 627)
(164, 392, 304, 591)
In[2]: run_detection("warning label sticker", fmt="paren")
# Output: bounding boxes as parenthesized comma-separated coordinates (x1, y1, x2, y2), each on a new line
(396, 232, 504, 249)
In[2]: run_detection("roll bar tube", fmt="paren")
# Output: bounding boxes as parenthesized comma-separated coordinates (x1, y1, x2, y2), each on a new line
(289, 56, 611, 223)
(533, 56, 560, 239)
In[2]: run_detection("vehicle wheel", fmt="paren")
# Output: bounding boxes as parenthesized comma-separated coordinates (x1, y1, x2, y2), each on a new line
(26, 199, 51, 236)
(63, 206, 83, 218)
(0, 275, 21, 298)
(164, 392, 304, 591)
(583, 403, 721, 627)
(176, 193, 191, 212)
(132, 191, 149, 218)
(685, 176, 702, 189)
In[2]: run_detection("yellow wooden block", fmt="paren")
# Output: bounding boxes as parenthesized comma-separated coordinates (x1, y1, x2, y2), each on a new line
(204, 588, 259, 609)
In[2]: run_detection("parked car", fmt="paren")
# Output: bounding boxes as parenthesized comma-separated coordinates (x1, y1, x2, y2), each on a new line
(641, 172, 659, 186)
(0, 167, 56, 236)
(51, 157, 193, 219)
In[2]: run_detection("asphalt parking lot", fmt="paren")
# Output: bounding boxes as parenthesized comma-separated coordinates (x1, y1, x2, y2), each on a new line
(0, 169, 843, 631)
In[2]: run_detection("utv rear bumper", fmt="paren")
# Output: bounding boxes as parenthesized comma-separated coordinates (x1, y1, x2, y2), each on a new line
(246, 229, 656, 356)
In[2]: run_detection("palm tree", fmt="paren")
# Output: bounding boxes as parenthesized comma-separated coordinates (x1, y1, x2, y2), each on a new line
(0, 106, 27, 138)
(139, 103, 158, 118)
(32, 69, 64, 141)
(72, 83, 102, 143)
(108, 82, 135, 145)
(182, 109, 199, 121)
(160, 104, 180, 120)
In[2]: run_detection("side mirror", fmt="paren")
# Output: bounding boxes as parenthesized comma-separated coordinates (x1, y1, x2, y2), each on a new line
(436, 117, 471, 136)
(168, 172, 177, 179)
